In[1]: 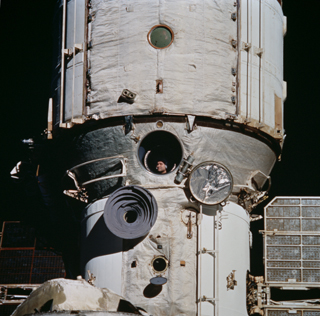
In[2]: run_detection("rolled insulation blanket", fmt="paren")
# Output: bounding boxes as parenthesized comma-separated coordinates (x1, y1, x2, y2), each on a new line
(103, 186, 158, 239)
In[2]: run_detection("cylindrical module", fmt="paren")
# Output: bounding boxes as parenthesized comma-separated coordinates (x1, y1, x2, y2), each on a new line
(47, 0, 285, 315)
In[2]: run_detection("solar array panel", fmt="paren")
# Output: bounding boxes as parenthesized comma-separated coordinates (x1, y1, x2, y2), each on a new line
(264, 198, 320, 286)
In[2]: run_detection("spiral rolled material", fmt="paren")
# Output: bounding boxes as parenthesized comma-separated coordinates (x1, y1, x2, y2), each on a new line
(103, 186, 158, 239)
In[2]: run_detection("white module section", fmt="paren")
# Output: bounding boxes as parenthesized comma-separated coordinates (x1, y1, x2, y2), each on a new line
(216, 202, 250, 316)
(238, 0, 284, 138)
(81, 198, 123, 294)
(71, 122, 277, 191)
(121, 188, 198, 316)
(87, 0, 237, 119)
(52, 0, 87, 127)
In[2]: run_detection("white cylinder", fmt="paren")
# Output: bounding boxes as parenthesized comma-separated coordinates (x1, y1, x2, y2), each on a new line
(217, 202, 250, 316)
(81, 198, 123, 294)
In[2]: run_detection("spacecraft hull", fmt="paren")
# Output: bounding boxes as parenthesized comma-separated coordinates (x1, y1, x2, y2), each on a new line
(12, 0, 286, 315)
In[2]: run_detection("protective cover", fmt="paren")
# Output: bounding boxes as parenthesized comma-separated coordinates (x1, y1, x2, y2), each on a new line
(87, 0, 237, 119)
(11, 278, 145, 316)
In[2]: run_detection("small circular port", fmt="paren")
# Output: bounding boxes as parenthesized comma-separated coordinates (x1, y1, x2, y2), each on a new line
(156, 121, 164, 128)
(151, 256, 168, 273)
(148, 25, 174, 49)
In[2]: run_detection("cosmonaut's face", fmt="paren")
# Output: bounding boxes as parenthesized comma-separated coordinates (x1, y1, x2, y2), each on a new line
(156, 161, 167, 174)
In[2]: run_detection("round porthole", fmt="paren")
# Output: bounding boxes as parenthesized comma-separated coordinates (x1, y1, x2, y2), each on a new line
(138, 130, 183, 175)
(189, 161, 233, 205)
(151, 256, 169, 273)
(148, 25, 174, 49)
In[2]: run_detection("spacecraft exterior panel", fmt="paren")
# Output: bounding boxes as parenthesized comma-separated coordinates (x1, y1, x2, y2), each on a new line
(51, 0, 285, 141)
(82, 198, 123, 293)
(215, 203, 250, 316)
(86, 0, 237, 119)
(69, 122, 276, 199)
(10, 0, 288, 316)
(81, 192, 250, 316)
(238, 0, 284, 136)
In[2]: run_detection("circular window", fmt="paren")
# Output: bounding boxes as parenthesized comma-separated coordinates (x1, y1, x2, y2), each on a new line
(148, 25, 174, 49)
(151, 256, 168, 273)
(138, 131, 183, 175)
(189, 161, 233, 205)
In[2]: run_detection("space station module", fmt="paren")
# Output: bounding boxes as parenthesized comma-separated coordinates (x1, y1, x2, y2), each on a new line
(12, 1, 309, 316)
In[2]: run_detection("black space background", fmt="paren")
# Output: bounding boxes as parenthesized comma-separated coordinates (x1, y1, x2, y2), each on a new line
(0, 0, 320, 302)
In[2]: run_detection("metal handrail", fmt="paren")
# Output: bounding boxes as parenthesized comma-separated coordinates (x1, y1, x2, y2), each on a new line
(66, 155, 127, 187)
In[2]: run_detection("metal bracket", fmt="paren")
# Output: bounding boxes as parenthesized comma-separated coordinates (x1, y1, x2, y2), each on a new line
(254, 47, 264, 57)
(64, 170, 88, 203)
(199, 296, 216, 305)
(63, 44, 83, 57)
(130, 134, 140, 143)
(87, 270, 96, 286)
(199, 248, 216, 257)
(63, 189, 88, 203)
(63, 48, 73, 56)
(250, 214, 263, 222)
(85, 112, 100, 121)
(242, 42, 252, 51)
(118, 89, 137, 104)
(187, 212, 193, 239)
(227, 270, 237, 290)
(74, 43, 83, 53)
(181, 210, 197, 239)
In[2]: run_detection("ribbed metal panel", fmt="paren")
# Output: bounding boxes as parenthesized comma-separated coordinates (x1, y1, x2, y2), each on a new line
(264, 197, 320, 286)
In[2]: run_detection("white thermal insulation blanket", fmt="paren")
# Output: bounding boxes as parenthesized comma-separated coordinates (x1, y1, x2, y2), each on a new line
(122, 188, 198, 316)
(88, 0, 237, 119)
(11, 278, 133, 316)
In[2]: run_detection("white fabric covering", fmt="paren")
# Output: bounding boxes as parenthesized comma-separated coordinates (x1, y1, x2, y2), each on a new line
(88, 0, 237, 119)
